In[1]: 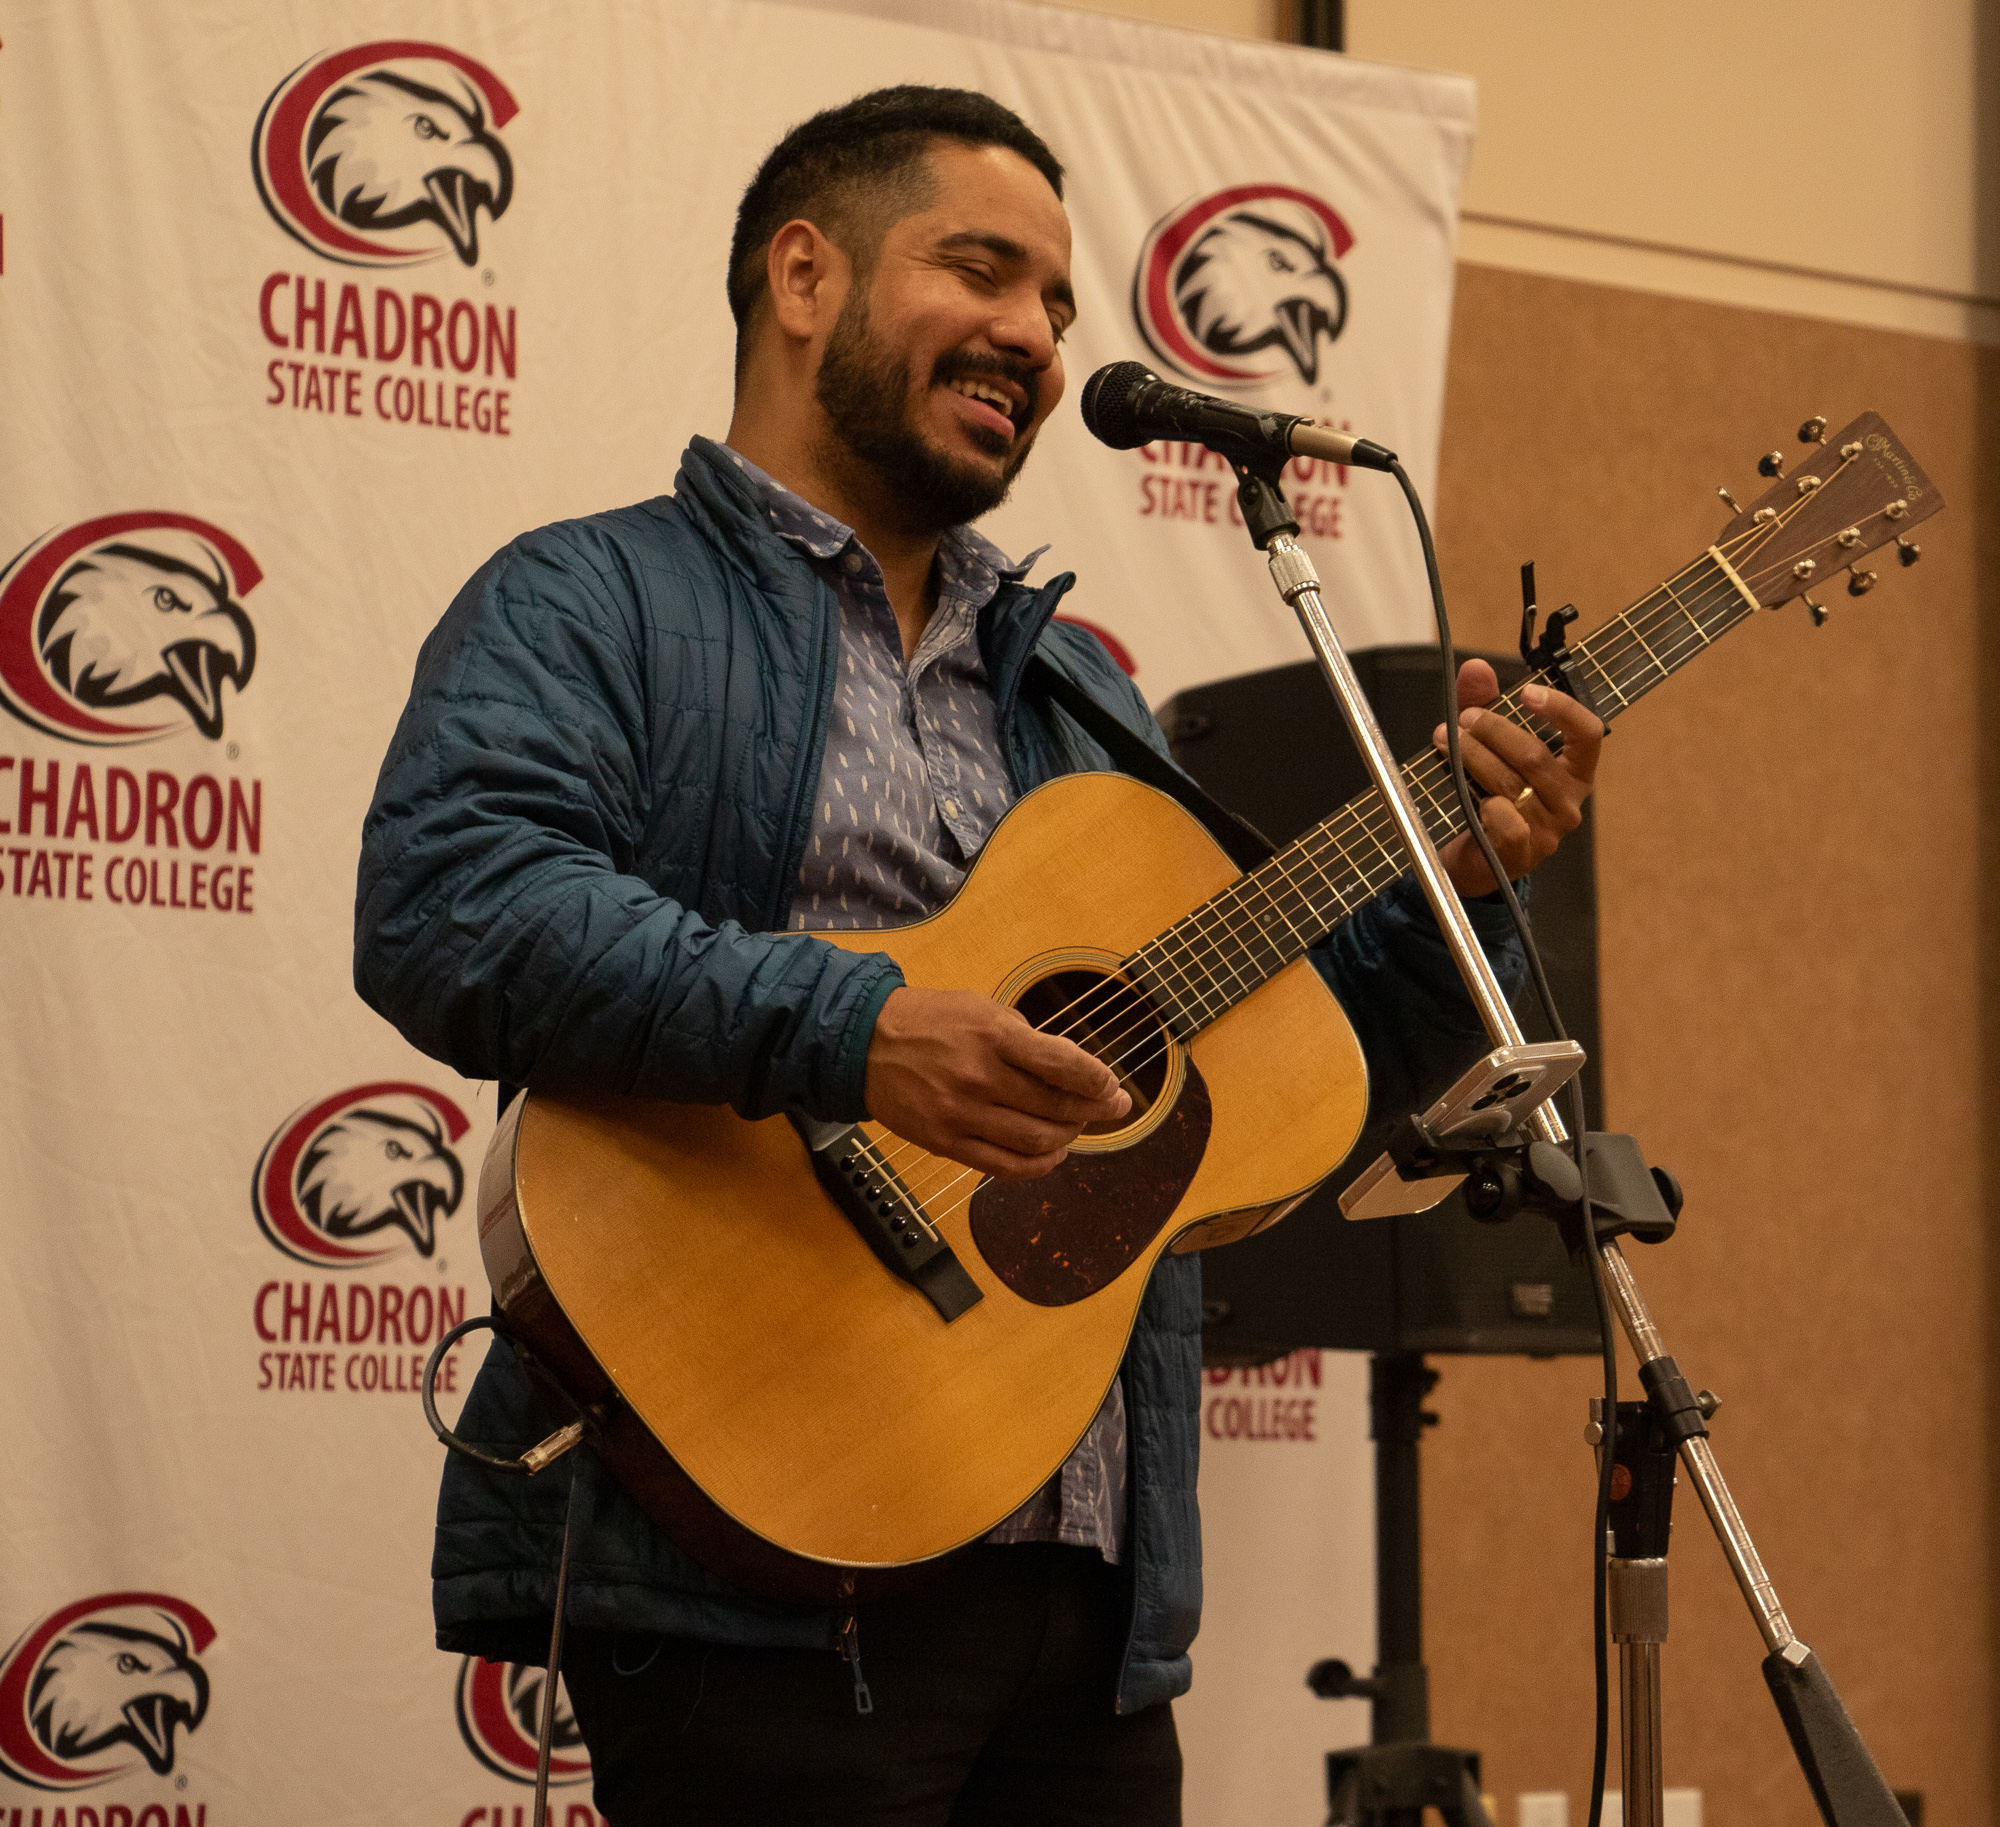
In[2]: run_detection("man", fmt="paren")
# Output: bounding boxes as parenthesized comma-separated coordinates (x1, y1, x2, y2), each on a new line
(355, 86, 1600, 1826)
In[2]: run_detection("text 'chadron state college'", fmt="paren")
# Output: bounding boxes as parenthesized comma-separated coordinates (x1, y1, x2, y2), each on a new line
(250, 40, 524, 440)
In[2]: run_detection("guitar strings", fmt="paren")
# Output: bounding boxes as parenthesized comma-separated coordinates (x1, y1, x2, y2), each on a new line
(877, 558, 1760, 1222)
(866, 462, 1869, 1216)
(870, 528, 1784, 1210)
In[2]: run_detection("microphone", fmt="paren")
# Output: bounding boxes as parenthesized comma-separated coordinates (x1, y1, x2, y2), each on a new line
(1079, 361, 1397, 473)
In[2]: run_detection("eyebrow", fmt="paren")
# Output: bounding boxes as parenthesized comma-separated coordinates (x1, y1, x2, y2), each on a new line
(935, 230, 1077, 318)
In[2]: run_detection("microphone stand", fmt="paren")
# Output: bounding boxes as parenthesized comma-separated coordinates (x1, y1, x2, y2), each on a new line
(1226, 458, 1906, 1827)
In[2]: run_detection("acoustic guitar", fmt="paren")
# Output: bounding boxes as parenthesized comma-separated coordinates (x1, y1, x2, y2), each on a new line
(477, 413, 1940, 1600)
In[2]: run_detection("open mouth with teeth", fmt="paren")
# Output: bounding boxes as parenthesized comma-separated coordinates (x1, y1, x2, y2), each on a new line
(942, 372, 1029, 445)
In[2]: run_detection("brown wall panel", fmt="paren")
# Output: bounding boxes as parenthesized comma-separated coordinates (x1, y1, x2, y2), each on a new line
(1413, 264, 1997, 1822)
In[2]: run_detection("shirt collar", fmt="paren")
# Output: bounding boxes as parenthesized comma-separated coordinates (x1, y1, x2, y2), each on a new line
(720, 444, 1046, 586)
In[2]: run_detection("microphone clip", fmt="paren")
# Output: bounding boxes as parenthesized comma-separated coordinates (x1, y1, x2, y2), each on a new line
(1229, 458, 1300, 552)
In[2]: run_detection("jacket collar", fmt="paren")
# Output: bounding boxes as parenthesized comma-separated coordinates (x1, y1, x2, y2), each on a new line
(671, 435, 1072, 682)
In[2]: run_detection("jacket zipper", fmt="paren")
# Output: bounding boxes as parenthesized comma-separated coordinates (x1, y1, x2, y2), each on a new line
(837, 1613, 873, 1715)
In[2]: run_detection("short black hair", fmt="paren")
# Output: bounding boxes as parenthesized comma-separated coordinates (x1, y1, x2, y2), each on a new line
(727, 86, 1065, 333)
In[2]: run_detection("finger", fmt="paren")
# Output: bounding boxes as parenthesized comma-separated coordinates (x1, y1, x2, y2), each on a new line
(1439, 718, 1531, 804)
(969, 1104, 1093, 1160)
(993, 1023, 1129, 1106)
(1455, 657, 1500, 713)
(991, 1060, 1131, 1127)
(1470, 794, 1537, 883)
(1521, 681, 1605, 780)
(1454, 709, 1582, 823)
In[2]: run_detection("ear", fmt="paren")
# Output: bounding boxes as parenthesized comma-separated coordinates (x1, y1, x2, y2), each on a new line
(765, 219, 850, 343)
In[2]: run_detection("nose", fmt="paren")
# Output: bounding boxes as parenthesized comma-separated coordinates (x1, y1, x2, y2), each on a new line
(989, 283, 1061, 377)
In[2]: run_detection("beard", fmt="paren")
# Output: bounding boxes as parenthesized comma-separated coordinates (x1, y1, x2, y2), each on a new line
(812, 287, 1040, 536)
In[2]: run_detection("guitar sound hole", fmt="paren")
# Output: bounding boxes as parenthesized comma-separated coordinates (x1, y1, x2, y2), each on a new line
(1011, 970, 1170, 1136)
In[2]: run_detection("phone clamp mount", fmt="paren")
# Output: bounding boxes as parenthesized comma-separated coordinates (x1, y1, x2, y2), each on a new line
(1379, 1116, 1683, 1260)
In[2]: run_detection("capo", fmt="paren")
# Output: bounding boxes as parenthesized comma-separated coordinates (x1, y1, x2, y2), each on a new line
(1518, 562, 1609, 731)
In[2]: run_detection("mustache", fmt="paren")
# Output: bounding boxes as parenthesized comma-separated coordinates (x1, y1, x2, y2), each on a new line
(932, 352, 1039, 430)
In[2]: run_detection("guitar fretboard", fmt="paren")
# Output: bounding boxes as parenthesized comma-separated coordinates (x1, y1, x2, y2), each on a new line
(1125, 547, 1761, 1039)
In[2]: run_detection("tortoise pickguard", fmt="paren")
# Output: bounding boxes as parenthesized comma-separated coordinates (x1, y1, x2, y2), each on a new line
(967, 1059, 1213, 1305)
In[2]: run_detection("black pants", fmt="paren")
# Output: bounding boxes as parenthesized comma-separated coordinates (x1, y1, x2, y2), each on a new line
(562, 1543, 1181, 1826)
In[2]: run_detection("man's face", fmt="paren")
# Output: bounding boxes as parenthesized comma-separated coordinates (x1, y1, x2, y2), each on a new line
(812, 142, 1075, 534)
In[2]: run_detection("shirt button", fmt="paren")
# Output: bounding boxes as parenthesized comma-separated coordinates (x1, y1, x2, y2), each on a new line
(843, 552, 863, 573)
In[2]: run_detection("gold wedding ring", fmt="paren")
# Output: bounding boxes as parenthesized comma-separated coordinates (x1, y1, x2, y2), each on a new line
(1512, 784, 1537, 811)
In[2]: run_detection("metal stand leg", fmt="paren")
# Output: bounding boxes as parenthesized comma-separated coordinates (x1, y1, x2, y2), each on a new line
(1613, 1564, 1667, 1825)
(1588, 1393, 1678, 1827)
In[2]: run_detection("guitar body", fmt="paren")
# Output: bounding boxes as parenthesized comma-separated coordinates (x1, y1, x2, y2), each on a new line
(479, 771, 1369, 1599)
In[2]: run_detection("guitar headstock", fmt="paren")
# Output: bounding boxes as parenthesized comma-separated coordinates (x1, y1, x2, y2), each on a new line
(1713, 412, 1943, 616)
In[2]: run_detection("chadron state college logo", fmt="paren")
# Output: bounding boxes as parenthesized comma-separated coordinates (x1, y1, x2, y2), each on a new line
(1132, 185, 1354, 388)
(456, 1659, 590, 1788)
(0, 515, 259, 747)
(254, 41, 519, 268)
(0, 1594, 214, 1790)
(253, 1081, 469, 1266)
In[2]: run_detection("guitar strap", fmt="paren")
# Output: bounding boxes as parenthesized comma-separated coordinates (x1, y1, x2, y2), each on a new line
(1027, 652, 1276, 871)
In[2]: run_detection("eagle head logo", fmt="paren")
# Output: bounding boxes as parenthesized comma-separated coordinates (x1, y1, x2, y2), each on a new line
(254, 42, 520, 268)
(1133, 184, 1356, 389)
(455, 1657, 591, 1787)
(253, 1081, 472, 1268)
(0, 1594, 216, 1791)
(0, 514, 262, 747)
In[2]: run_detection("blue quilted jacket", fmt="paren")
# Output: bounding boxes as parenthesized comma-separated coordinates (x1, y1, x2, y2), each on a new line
(353, 436, 1522, 1714)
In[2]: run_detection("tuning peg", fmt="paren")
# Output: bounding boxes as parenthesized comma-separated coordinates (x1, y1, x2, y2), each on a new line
(1805, 598, 1830, 627)
(1798, 416, 1828, 444)
(1897, 537, 1922, 566)
(1846, 568, 1877, 597)
(1717, 485, 1742, 513)
(1757, 451, 1787, 478)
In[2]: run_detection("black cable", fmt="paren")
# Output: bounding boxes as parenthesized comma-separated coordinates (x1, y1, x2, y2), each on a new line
(534, 1478, 583, 1827)
(419, 1312, 586, 1827)
(1386, 457, 1615, 1827)
(422, 1316, 532, 1473)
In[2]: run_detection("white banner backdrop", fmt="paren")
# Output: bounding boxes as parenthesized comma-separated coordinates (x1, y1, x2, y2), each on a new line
(0, 3, 1469, 1821)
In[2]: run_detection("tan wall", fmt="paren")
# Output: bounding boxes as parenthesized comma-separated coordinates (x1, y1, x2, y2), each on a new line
(1420, 262, 1996, 1823)
(1053, 0, 1280, 45)
(1347, 0, 2000, 345)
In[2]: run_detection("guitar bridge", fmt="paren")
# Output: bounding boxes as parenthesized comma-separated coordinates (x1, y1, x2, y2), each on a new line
(790, 1116, 985, 1323)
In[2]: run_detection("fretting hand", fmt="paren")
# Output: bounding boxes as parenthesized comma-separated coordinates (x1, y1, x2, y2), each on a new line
(1434, 659, 1603, 898)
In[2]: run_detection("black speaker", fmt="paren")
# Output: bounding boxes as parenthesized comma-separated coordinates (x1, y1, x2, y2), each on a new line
(1158, 647, 1604, 1359)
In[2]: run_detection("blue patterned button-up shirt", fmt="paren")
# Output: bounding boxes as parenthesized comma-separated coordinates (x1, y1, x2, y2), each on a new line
(722, 447, 1127, 1564)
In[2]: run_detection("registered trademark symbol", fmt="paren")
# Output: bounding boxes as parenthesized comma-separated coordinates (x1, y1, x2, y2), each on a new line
(483, 268, 496, 286)
(176, 1776, 189, 1791)
(225, 742, 240, 760)
(438, 1258, 448, 1274)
